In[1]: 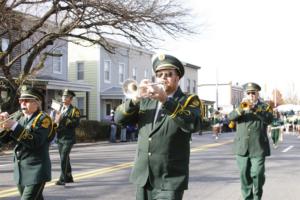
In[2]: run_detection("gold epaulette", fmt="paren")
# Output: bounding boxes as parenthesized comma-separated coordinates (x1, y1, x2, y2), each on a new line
(170, 94, 200, 118)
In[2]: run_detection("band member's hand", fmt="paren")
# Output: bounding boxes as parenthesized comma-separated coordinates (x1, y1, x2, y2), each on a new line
(148, 84, 167, 103)
(1, 119, 16, 130)
(0, 112, 9, 120)
(138, 79, 151, 99)
(54, 112, 62, 124)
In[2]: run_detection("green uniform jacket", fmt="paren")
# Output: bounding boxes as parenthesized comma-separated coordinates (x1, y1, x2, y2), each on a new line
(228, 100, 273, 157)
(115, 87, 201, 191)
(56, 105, 80, 144)
(0, 110, 52, 185)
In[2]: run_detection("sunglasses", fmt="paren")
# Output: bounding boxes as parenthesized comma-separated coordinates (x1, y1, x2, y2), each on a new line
(18, 99, 34, 104)
(247, 91, 256, 95)
(156, 71, 177, 78)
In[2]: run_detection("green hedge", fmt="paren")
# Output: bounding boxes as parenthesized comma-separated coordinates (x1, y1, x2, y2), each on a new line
(76, 120, 113, 142)
(201, 118, 211, 131)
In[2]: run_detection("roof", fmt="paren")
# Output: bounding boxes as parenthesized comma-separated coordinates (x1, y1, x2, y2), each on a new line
(100, 87, 124, 99)
(182, 62, 201, 70)
(28, 78, 93, 92)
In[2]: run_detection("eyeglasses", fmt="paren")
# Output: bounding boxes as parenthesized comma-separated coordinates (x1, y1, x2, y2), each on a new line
(247, 91, 256, 95)
(156, 71, 176, 78)
(19, 99, 34, 104)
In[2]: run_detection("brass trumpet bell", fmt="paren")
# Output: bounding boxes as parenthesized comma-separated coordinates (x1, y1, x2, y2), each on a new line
(122, 79, 139, 99)
(241, 102, 250, 109)
(240, 100, 253, 110)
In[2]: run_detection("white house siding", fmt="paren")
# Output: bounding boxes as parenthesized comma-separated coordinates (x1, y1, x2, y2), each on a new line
(68, 42, 100, 120)
(182, 66, 199, 94)
(127, 49, 153, 82)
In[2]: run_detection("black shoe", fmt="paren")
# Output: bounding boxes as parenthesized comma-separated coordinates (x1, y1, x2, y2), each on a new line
(65, 177, 74, 183)
(55, 180, 65, 185)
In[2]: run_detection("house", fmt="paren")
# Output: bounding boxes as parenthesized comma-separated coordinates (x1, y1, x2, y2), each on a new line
(68, 40, 201, 121)
(198, 82, 243, 114)
(0, 28, 92, 115)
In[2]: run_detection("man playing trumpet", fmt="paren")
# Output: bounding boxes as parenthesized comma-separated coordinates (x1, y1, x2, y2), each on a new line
(115, 54, 202, 200)
(228, 82, 273, 200)
(54, 89, 80, 186)
(0, 86, 52, 200)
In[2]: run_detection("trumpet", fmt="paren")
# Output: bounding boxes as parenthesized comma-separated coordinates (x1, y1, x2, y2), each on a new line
(122, 79, 164, 99)
(0, 110, 23, 126)
(240, 100, 253, 110)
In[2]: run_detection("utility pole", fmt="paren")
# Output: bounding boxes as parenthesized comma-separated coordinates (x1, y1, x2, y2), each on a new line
(215, 67, 219, 109)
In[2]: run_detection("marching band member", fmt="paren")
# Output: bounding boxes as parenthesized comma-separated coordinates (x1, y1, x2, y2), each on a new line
(115, 54, 202, 200)
(0, 86, 52, 200)
(54, 89, 80, 186)
(228, 82, 273, 200)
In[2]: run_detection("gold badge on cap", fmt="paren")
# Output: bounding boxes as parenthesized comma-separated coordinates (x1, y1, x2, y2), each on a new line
(248, 83, 252, 87)
(158, 54, 165, 61)
(21, 85, 27, 91)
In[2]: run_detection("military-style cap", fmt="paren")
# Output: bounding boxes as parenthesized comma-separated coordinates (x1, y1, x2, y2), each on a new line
(19, 85, 43, 101)
(62, 89, 76, 97)
(152, 53, 184, 78)
(243, 82, 261, 92)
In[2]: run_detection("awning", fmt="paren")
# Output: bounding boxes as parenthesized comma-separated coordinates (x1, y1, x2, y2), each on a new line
(0, 76, 93, 92)
(100, 86, 124, 99)
(29, 78, 93, 92)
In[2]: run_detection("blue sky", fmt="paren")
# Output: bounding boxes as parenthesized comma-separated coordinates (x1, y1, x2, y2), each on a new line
(157, 0, 300, 99)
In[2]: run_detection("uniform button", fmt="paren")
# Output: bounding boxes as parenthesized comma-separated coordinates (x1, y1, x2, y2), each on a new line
(148, 152, 152, 156)
(248, 128, 251, 131)
(148, 138, 152, 142)
(17, 160, 20, 163)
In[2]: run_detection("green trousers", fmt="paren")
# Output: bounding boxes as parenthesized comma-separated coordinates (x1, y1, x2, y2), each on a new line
(236, 155, 266, 200)
(136, 182, 184, 200)
(271, 129, 280, 146)
(17, 182, 45, 200)
(58, 142, 74, 182)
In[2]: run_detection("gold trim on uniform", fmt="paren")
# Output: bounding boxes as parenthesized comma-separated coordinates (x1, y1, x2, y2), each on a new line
(170, 95, 197, 118)
(22, 131, 33, 140)
(156, 63, 179, 71)
(236, 108, 242, 116)
(170, 103, 181, 118)
(17, 129, 27, 141)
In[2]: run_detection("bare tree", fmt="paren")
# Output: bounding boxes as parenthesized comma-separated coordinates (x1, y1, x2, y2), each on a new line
(0, 0, 194, 111)
(285, 82, 300, 104)
(271, 88, 284, 106)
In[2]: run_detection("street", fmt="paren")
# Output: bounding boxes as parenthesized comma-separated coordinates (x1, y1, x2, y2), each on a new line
(0, 132, 299, 200)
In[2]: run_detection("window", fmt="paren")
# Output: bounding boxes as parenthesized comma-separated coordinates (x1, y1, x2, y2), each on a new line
(77, 97, 84, 115)
(77, 62, 84, 80)
(106, 103, 111, 116)
(104, 60, 111, 82)
(53, 50, 62, 73)
(151, 75, 155, 83)
(186, 79, 191, 93)
(132, 67, 137, 80)
(119, 63, 125, 83)
(193, 80, 197, 93)
(144, 69, 149, 78)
